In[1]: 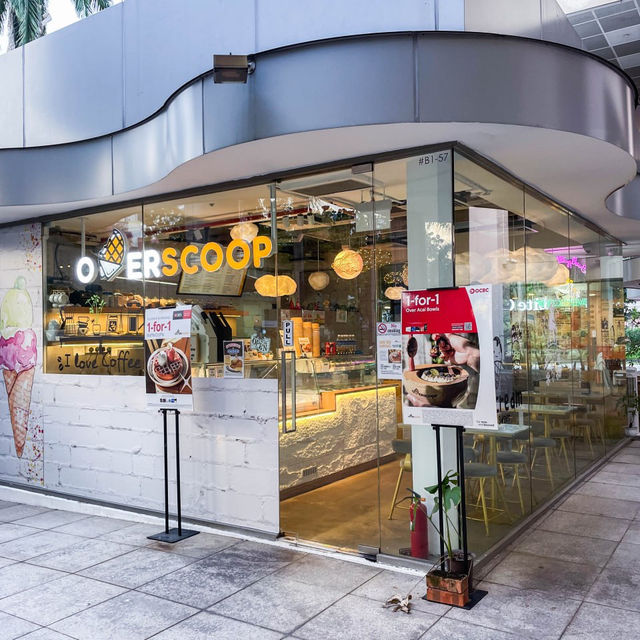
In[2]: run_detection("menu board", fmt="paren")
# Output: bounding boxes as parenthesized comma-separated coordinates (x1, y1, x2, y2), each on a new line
(177, 242, 246, 296)
(400, 287, 497, 430)
(144, 306, 193, 410)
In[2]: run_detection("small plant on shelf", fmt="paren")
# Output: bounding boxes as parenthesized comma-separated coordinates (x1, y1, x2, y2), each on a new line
(87, 294, 105, 314)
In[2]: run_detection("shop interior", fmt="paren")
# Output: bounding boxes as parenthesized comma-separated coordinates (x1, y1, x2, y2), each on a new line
(42, 147, 626, 563)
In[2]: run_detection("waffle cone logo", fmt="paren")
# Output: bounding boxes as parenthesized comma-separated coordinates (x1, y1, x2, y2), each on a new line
(98, 229, 126, 281)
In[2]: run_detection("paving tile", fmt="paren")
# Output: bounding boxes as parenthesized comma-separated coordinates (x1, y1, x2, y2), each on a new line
(139, 543, 298, 608)
(27, 538, 137, 572)
(0, 574, 125, 625)
(586, 567, 640, 612)
(294, 593, 437, 640)
(274, 554, 380, 593)
(79, 548, 193, 588)
(351, 570, 450, 616)
(53, 515, 136, 538)
(100, 522, 169, 546)
(14, 510, 89, 530)
(605, 542, 640, 574)
(621, 522, 640, 545)
(628, 441, 640, 447)
(0, 557, 15, 569)
(483, 551, 601, 598)
(536, 510, 630, 542)
(592, 470, 640, 488)
(152, 611, 282, 639)
(575, 480, 640, 502)
(612, 452, 640, 464)
(562, 601, 640, 639)
(0, 563, 65, 599)
(147, 531, 237, 558)
(601, 461, 640, 476)
(447, 581, 579, 639)
(0, 611, 40, 639)
(0, 501, 17, 510)
(209, 573, 344, 633)
(558, 493, 640, 519)
(0, 530, 86, 561)
(514, 530, 616, 567)
(19, 630, 74, 640)
(0, 505, 50, 523)
(421, 617, 518, 639)
(0, 523, 40, 544)
(51, 591, 196, 640)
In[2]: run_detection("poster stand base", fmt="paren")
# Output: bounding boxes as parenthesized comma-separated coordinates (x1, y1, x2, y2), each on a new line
(148, 528, 199, 544)
(148, 408, 199, 545)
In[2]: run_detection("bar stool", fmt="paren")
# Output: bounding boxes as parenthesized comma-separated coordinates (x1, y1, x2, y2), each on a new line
(496, 450, 528, 515)
(531, 437, 556, 491)
(387, 439, 412, 520)
(550, 425, 572, 472)
(464, 449, 512, 536)
(574, 417, 594, 455)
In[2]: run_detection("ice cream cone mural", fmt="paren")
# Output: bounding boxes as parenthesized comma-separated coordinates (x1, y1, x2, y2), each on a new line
(0, 277, 37, 458)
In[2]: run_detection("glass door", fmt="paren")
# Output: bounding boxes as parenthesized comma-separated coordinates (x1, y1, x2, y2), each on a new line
(276, 166, 381, 553)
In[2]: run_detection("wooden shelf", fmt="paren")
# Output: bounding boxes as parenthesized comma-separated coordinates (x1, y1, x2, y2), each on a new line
(48, 334, 143, 344)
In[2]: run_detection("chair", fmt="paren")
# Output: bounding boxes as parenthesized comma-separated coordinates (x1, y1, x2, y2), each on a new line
(387, 439, 412, 520)
(464, 455, 512, 536)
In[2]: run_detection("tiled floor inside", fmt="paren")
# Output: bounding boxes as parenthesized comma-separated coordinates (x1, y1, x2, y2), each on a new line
(0, 440, 640, 639)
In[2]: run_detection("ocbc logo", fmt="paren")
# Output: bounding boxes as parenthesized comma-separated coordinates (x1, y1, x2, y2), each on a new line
(469, 287, 489, 294)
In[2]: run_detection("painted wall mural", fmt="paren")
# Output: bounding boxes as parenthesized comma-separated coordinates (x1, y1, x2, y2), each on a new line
(0, 224, 43, 485)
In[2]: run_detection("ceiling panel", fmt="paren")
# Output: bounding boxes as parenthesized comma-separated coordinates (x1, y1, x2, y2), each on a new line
(566, 0, 640, 91)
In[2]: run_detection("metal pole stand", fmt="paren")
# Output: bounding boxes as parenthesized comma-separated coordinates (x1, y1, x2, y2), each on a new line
(429, 424, 487, 609)
(148, 409, 199, 544)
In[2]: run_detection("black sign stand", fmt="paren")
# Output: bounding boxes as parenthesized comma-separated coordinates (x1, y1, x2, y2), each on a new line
(148, 409, 199, 543)
(429, 423, 487, 609)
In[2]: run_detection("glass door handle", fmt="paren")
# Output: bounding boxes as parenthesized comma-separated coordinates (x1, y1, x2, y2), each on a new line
(281, 350, 297, 433)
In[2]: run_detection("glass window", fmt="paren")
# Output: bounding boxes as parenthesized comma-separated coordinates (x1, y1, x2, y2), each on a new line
(43, 206, 145, 375)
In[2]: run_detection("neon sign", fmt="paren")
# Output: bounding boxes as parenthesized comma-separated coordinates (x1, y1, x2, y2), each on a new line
(556, 255, 586, 274)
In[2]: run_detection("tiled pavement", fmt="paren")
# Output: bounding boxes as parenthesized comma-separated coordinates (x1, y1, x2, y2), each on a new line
(0, 442, 639, 639)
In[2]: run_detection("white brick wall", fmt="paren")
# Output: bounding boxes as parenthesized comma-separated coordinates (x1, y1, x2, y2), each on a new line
(0, 224, 280, 534)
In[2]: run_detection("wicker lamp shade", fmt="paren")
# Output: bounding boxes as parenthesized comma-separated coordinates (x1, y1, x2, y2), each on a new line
(308, 271, 330, 291)
(331, 249, 363, 280)
(230, 222, 259, 242)
(255, 274, 297, 297)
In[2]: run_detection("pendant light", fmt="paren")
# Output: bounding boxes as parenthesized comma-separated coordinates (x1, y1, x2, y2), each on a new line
(332, 247, 363, 280)
(385, 286, 405, 300)
(255, 274, 298, 297)
(230, 221, 259, 242)
(308, 239, 330, 290)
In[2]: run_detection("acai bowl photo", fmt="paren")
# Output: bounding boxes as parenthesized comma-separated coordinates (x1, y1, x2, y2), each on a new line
(403, 363, 469, 408)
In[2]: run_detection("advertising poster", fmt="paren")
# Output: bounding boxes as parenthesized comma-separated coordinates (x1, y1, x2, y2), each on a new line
(401, 287, 497, 429)
(376, 322, 402, 380)
(223, 340, 245, 378)
(144, 306, 193, 410)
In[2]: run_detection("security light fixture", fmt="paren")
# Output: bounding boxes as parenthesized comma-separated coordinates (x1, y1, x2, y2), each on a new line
(213, 55, 255, 83)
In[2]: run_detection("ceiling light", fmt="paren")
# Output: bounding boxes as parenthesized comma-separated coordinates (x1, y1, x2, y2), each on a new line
(254, 274, 297, 297)
(556, 1, 610, 13)
(385, 286, 405, 300)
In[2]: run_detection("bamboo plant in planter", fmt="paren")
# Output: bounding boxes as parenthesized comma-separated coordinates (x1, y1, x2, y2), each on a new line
(424, 470, 471, 607)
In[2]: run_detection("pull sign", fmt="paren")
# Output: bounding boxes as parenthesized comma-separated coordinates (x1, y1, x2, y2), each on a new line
(282, 320, 294, 347)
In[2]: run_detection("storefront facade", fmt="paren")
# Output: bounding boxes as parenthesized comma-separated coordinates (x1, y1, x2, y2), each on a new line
(0, 1, 636, 565)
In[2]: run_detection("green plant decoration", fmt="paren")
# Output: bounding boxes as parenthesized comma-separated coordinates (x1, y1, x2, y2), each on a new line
(87, 294, 105, 314)
(424, 470, 462, 562)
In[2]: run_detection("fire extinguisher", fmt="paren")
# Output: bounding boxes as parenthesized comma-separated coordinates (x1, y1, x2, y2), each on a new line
(409, 490, 429, 559)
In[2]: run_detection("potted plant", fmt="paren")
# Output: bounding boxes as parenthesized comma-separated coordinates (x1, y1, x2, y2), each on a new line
(423, 470, 471, 607)
(617, 392, 640, 436)
(87, 294, 105, 315)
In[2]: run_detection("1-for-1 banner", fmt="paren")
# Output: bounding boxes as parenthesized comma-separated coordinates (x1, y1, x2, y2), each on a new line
(144, 305, 193, 410)
(401, 287, 497, 429)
